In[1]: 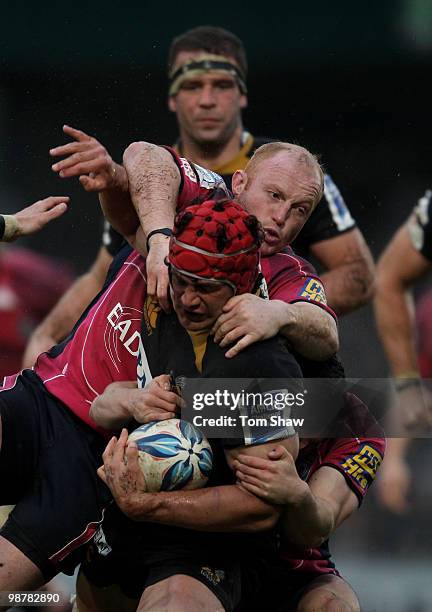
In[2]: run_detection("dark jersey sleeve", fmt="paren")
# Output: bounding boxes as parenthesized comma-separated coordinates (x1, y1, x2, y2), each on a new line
(292, 174, 356, 258)
(101, 221, 126, 257)
(407, 189, 432, 261)
(206, 336, 303, 448)
(205, 335, 302, 380)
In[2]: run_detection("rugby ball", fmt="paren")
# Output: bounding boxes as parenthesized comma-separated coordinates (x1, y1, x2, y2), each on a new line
(128, 419, 212, 492)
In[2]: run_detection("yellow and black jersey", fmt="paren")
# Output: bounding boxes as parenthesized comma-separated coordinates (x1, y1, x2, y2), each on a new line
(140, 296, 301, 382)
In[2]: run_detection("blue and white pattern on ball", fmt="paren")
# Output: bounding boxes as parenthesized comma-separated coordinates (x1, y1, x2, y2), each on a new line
(128, 419, 213, 492)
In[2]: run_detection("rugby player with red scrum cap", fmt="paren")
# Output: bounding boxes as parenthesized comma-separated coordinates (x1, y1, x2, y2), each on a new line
(0, 143, 336, 595)
(78, 198, 383, 610)
(78, 197, 304, 612)
(88, 137, 383, 611)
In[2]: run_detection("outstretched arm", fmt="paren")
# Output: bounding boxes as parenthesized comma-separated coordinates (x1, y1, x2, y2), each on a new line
(1, 196, 69, 242)
(50, 129, 181, 311)
(374, 221, 432, 430)
(374, 223, 431, 376)
(50, 125, 138, 240)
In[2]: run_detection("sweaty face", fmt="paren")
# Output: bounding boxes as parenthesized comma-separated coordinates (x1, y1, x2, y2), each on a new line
(168, 51, 247, 147)
(234, 152, 322, 256)
(170, 268, 234, 331)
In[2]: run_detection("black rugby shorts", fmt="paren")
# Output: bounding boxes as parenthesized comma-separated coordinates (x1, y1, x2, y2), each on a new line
(0, 369, 111, 580)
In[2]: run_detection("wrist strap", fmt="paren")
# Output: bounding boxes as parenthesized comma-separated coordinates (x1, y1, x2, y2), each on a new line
(394, 377, 421, 392)
(146, 228, 173, 253)
(2, 215, 20, 242)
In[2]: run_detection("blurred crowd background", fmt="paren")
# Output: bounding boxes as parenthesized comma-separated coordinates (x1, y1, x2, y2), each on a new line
(1, 2, 432, 609)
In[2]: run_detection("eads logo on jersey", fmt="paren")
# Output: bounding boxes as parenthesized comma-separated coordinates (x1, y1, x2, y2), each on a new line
(341, 444, 383, 490)
(106, 302, 143, 359)
(300, 278, 327, 304)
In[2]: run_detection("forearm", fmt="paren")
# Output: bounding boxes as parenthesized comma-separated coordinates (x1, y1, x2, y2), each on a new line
(321, 258, 375, 315)
(374, 279, 418, 376)
(90, 382, 136, 429)
(122, 484, 280, 532)
(123, 142, 179, 256)
(98, 163, 139, 241)
(275, 301, 339, 360)
(280, 488, 335, 549)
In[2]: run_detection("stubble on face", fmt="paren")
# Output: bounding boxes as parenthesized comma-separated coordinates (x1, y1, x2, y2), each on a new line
(169, 51, 246, 156)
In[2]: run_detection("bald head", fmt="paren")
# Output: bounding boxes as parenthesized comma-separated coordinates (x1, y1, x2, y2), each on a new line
(245, 142, 324, 208)
(231, 142, 325, 255)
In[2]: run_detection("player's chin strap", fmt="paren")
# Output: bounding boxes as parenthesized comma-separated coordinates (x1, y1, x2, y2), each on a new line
(168, 53, 247, 96)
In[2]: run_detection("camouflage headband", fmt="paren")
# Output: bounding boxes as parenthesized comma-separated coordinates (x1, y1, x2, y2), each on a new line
(169, 53, 247, 96)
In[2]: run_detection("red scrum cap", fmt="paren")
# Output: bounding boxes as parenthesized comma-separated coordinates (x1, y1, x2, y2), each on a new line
(168, 199, 263, 294)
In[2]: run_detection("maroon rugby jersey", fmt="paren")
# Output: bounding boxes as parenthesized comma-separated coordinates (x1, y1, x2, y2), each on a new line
(34, 149, 226, 436)
(34, 147, 334, 435)
(279, 395, 385, 575)
(35, 249, 146, 436)
(261, 249, 335, 318)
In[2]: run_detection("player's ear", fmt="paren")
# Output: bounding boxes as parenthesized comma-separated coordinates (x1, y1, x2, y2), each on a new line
(168, 96, 177, 113)
(231, 170, 248, 196)
(239, 94, 248, 110)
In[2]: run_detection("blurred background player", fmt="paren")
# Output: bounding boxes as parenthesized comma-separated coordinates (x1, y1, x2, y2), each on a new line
(1, 194, 72, 611)
(374, 188, 432, 513)
(23, 25, 374, 367)
(0, 195, 72, 377)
